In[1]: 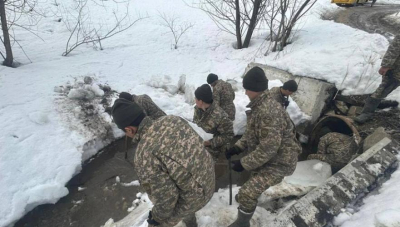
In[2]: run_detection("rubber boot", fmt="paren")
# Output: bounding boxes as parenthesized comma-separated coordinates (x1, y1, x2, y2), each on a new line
(182, 214, 198, 227)
(354, 97, 381, 124)
(228, 208, 254, 227)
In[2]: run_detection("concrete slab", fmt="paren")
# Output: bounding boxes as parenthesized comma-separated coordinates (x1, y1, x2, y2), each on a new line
(270, 137, 400, 227)
(245, 63, 337, 124)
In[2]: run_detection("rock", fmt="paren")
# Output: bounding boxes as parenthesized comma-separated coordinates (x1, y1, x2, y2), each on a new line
(363, 127, 391, 152)
(347, 106, 363, 116)
(100, 85, 111, 92)
(84, 76, 93, 84)
(334, 100, 349, 114)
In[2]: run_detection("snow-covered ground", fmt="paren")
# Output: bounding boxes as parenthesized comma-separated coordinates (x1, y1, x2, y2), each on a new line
(1, 0, 400, 226)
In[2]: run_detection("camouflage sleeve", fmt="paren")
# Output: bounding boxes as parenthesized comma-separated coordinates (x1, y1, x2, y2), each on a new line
(381, 35, 400, 68)
(240, 114, 283, 171)
(316, 135, 329, 154)
(141, 156, 179, 223)
(193, 107, 201, 124)
(210, 116, 234, 149)
(213, 88, 221, 107)
(142, 95, 166, 119)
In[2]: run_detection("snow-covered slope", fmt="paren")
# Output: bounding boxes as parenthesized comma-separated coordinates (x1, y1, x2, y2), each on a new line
(1, 0, 399, 226)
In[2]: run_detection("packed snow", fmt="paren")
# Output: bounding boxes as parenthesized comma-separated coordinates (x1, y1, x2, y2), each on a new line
(1, 0, 400, 226)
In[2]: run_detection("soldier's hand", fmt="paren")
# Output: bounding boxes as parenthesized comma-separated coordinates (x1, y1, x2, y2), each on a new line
(231, 160, 245, 172)
(379, 67, 391, 76)
(225, 146, 241, 160)
(119, 92, 133, 101)
(147, 211, 160, 226)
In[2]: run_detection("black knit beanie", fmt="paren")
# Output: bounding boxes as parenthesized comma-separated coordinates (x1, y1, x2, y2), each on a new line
(195, 84, 213, 104)
(111, 98, 145, 129)
(243, 67, 268, 92)
(282, 80, 298, 92)
(119, 92, 134, 101)
(207, 73, 218, 84)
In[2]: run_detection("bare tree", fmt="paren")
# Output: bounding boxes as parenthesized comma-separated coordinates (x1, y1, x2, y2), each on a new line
(264, 0, 317, 54)
(158, 13, 194, 49)
(195, 0, 268, 49)
(0, 0, 40, 67)
(60, 0, 145, 56)
(0, 0, 13, 66)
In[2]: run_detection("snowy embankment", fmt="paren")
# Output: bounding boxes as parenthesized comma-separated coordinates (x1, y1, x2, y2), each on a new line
(0, 0, 399, 226)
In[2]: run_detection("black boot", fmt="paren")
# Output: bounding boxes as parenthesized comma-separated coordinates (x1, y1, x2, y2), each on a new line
(228, 208, 254, 227)
(183, 214, 198, 227)
(354, 97, 381, 124)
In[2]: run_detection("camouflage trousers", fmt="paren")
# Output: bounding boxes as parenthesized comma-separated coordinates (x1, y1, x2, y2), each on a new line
(237, 170, 285, 213)
(307, 154, 347, 171)
(371, 71, 400, 99)
(157, 192, 209, 227)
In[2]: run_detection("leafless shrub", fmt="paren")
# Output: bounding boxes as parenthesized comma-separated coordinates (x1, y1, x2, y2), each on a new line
(60, 0, 145, 56)
(158, 13, 194, 49)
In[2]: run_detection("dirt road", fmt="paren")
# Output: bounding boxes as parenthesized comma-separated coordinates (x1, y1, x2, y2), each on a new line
(334, 4, 400, 38)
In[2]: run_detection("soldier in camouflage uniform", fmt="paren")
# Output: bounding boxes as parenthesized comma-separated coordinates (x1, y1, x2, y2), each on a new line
(269, 80, 298, 109)
(355, 35, 400, 124)
(307, 131, 357, 172)
(225, 67, 301, 227)
(207, 73, 236, 121)
(119, 92, 166, 120)
(193, 84, 234, 160)
(111, 98, 215, 227)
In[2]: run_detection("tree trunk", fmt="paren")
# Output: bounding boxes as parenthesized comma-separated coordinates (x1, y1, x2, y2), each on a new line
(242, 0, 261, 48)
(235, 0, 242, 49)
(282, 0, 311, 48)
(0, 0, 13, 67)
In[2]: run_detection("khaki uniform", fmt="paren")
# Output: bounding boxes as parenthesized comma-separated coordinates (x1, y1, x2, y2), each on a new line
(234, 92, 301, 213)
(371, 35, 400, 99)
(133, 116, 215, 227)
(307, 132, 357, 170)
(132, 94, 166, 120)
(193, 103, 234, 158)
(269, 87, 288, 108)
(212, 80, 236, 121)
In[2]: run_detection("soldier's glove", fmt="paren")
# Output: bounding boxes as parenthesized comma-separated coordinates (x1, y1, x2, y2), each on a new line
(119, 92, 133, 101)
(147, 211, 160, 226)
(231, 160, 245, 172)
(225, 146, 241, 160)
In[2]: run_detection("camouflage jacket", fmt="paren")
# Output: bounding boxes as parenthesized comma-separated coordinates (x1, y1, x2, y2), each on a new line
(193, 102, 234, 151)
(269, 87, 288, 108)
(235, 91, 301, 176)
(212, 80, 236, 120)
(132, 94, 166, 120)
(381, 34, 400, 79)
(133, 116, 215, 224)
(315, 132, 357, 165)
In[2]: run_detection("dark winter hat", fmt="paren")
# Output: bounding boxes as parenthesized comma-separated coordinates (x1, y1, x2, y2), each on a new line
(242, 67, 268, 92)
(282, 80, 298, 92)
(207, 73, 219, 84)
(111, 98, 145, 129)
(195, 84, 213, 104)
(119, 92, 134, 101)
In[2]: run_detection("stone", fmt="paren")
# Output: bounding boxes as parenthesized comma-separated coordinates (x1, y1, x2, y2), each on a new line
(347, 106, 363, 116)
(335, 100, 349, 114)
(363, 127, 391, 152)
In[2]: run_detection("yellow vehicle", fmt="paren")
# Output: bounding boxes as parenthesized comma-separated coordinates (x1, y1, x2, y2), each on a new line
(332, 0, 370, 7)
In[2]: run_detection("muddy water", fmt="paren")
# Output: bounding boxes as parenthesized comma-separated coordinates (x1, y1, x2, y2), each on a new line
(15, 139, 247, 227)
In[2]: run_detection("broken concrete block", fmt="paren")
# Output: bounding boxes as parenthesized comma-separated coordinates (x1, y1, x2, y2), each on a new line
(363, 127, 391, 152)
